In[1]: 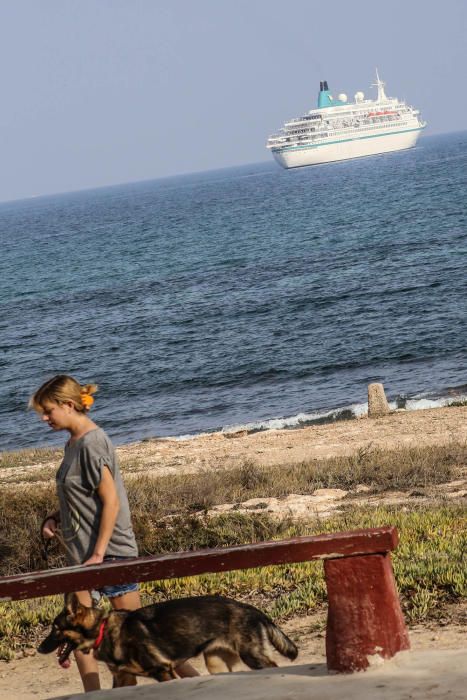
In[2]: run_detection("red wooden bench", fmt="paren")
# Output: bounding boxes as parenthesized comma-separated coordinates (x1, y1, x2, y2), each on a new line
(0, 525, 409, 673)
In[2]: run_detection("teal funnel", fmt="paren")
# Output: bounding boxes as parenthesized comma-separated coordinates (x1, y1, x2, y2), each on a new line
(317, 80, 344, 108)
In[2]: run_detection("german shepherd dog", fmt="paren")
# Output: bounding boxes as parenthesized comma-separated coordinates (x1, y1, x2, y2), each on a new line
(38, 593, 298, 687)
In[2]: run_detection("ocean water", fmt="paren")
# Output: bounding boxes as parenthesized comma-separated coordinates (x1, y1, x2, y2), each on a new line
(1, 132, 466, 451)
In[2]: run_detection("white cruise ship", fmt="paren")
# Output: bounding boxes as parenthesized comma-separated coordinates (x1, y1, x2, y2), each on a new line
(267, 71, 426, 169)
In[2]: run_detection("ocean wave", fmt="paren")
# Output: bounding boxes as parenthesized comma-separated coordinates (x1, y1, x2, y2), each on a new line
(172, 389, 467, 441)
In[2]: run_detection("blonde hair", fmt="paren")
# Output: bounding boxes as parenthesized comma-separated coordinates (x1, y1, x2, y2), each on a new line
(29, 375, 98, 413)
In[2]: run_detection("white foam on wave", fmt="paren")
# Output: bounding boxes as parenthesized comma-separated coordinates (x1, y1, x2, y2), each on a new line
(172, 392, 466, 441)
(222, 402, 368, 435)
(406, 398, 445, 411)
(405, 395, 467, 411)
(174, 432, 214, 441)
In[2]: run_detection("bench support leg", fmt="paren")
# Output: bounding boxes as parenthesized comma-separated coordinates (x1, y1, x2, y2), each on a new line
(324, 552, 410, 673)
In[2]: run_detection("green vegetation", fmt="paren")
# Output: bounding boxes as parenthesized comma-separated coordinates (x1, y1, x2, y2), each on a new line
(0, 505, 465, 660)
(0, 441, 465, 660)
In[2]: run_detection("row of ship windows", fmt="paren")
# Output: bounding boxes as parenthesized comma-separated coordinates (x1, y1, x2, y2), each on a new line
(286, 120, 409, 138)
(322, 121, 409, 138)
(273, 121, 411, 144)
(290, 110, 410, 126)
(288, 119, 408, 136)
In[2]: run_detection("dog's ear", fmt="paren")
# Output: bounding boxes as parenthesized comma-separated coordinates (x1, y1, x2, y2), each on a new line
(64, 592, 81, 616)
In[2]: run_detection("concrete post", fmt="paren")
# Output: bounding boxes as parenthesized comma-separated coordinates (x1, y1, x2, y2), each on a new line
(368, 383, 390, 417)
(324, 552, 410, 672)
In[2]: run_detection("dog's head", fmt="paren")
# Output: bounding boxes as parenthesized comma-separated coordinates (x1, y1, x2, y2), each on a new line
(38, 592, 103, 667)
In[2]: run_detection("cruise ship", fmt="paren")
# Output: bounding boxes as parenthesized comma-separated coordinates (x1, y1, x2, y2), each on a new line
(267, 71, 426, 168)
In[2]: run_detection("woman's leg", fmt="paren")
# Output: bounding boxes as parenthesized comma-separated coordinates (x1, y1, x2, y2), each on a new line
(110, 589, 141, 611)
(73, 590, 101, 692)
(110, 590, 199, 679)
(109, 590, 141, 686)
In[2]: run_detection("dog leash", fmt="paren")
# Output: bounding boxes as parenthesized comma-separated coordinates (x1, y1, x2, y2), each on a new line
(39, 517, 108, 669)
(54, 530, 82, 566)
(40, 519, 104, 606)
(40, 516, 81, 566)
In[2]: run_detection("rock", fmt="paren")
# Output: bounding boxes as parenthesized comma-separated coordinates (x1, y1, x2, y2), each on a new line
(312, 488, 348, 500)
(223, 430, 248, 439)
(204, 492, 348, 520)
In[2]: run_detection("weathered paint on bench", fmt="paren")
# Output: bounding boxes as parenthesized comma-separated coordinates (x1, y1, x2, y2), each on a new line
(325, 553, 410, 671)
(0, 525, 410, 672)
(0, 527, 397, 601)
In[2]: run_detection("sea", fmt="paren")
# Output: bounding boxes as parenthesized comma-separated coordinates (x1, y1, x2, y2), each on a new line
(1, 131, 466, 452)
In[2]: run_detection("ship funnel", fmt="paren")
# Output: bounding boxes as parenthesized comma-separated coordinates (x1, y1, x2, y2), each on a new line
(318, 80, 333, 108)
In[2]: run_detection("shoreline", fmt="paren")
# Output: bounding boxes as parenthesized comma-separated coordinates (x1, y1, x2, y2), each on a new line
(4, 386, 466, 456)
(115, 404, 467, 477)
(2, 405, 466, 485)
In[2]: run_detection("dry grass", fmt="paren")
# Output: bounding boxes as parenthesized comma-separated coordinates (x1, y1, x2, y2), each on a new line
(0, 442, 464, 575)
(0, 447, 61, 470)
(126, 442, 463, 526)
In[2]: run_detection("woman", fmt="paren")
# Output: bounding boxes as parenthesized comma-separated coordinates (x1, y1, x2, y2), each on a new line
(31, 375, 198, 692)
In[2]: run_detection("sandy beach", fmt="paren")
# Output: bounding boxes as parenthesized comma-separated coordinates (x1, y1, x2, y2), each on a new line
(3, 405, 465, 487)
(115, 405, 467, 477)
(2, 5, 465, 700)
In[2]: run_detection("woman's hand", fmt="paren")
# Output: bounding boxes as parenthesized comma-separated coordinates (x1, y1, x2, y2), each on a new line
(82, 552, 104, 566)
(42, 516, 58, 540)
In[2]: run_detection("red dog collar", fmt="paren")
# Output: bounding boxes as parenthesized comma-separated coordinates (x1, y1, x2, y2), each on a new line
(93, 620, 107, 650)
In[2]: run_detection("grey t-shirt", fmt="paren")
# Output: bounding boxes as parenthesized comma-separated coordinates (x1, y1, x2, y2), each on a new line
(56, 428, 138, 564)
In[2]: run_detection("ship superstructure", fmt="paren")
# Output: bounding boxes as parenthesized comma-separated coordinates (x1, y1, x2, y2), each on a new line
(267, 71, 426, 168)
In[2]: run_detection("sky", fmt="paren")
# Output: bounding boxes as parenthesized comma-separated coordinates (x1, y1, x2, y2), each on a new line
(0, 0, 465, 201)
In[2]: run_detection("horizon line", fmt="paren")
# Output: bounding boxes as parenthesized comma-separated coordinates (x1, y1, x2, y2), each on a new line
(0, 129, 464, 207)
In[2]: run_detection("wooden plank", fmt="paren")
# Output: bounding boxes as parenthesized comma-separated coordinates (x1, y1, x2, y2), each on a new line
(0, 526, 398, 602)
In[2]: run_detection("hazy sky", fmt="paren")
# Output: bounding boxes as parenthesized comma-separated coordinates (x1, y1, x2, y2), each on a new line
(0, 0, 465, 201)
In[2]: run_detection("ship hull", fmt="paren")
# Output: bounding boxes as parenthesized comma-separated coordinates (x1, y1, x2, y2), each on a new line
(272, 127, 424, 169)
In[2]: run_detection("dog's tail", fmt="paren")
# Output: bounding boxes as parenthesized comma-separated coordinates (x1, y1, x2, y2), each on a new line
(264, 620, 298, 660)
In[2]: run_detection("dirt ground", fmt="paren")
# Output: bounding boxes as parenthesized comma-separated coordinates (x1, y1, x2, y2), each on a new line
(102, 405, 467, 477)
(0, 607, 465, 700)
(116, 405, 467, 476)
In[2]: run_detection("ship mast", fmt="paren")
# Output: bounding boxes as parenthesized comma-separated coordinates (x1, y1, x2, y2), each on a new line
(373, 68, 388, 102)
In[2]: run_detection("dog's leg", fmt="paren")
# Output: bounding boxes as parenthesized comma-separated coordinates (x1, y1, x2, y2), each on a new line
(112, 671, 137, 687)
(204, 648, 240, 674)
(239, 650, 278, 670)
(149, 665, 177, 682)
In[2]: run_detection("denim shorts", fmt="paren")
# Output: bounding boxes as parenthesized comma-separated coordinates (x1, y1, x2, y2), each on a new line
(95, 555, 139, 600)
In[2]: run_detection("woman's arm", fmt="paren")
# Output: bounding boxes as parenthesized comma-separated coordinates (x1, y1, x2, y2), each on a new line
(83, 466, 120, 566)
